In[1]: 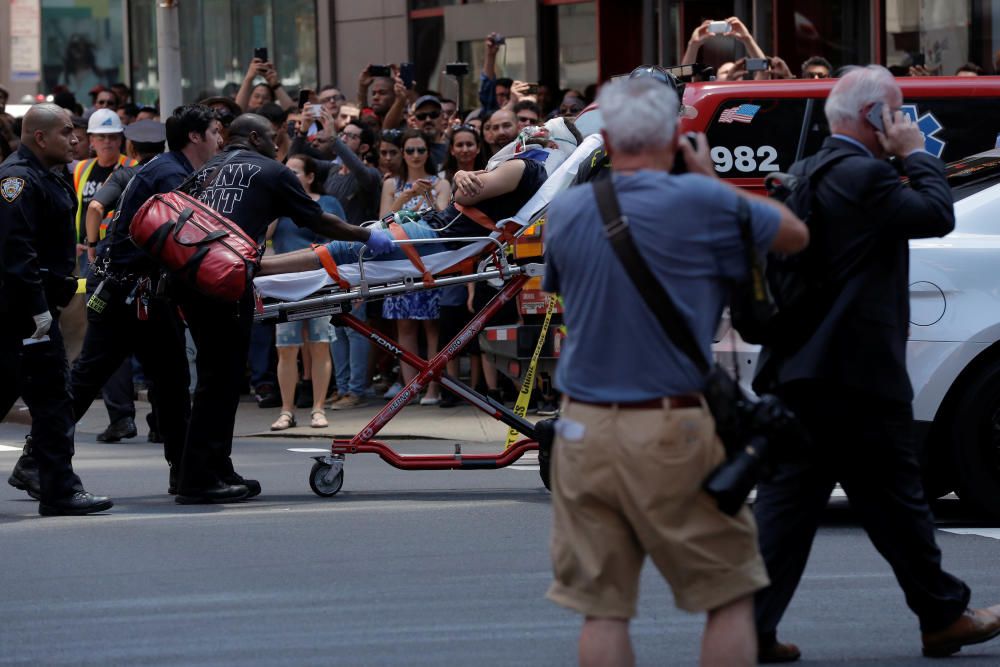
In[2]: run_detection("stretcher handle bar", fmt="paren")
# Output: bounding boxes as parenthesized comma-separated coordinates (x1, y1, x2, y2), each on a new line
(256, 264, 536, 321)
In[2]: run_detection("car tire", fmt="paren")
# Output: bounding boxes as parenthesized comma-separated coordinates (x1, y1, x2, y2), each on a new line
(949, 359, 1000, 519)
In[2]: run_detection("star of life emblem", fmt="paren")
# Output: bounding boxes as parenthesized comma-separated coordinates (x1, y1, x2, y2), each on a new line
(1, 177, 25, 203)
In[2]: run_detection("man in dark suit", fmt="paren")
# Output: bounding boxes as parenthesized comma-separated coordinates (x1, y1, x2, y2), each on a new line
(752, 65, 1000, 662)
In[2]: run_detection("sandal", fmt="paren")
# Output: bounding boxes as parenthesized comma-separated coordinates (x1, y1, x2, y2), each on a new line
(310, 410, 328, 428)
(270, 411, 296, 431)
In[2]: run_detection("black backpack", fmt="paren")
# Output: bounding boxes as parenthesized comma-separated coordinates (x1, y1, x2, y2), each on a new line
(729, 147, 855, 347)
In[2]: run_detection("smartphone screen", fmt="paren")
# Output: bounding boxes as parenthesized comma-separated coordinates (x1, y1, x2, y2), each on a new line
(298, 89, 313, 110)
(866, 101, 886, 133)
(400, 63, 415, 89)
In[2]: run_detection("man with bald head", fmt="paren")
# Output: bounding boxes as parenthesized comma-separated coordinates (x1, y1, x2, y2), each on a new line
(0, 104, 113, 516)
(487, 108, 518, 156)
(169, 112, 393, 505)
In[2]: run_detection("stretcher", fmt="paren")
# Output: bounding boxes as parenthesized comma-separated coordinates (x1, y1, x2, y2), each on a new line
(253, 133, 601, 496)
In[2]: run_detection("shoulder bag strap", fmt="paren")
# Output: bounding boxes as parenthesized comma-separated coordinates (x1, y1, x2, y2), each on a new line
(175, 149, 243, 195)
(592, 178, 710, 376)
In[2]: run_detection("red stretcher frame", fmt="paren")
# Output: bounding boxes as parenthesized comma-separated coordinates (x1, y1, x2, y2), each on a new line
(325, 271, 540, 471)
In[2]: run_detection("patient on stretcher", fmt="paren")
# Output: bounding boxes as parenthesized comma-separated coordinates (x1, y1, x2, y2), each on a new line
(258, 119, 583, 278)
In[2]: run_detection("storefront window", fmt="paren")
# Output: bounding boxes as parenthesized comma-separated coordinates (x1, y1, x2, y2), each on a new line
(773, 0, 870, 74)
(41, 0, 126, 105)
(128, 0, 317, 107)
(885, 0, 972, 75)
(456, 37, 527, 110)
(556, 2, 597, 92)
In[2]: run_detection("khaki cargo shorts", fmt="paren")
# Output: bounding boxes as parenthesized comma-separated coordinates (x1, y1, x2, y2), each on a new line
(547, 398, 769, 618)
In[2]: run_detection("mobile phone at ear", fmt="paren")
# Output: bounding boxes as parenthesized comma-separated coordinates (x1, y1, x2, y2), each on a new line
(866, 101, 886, 133)
(254, 47, 268, 62)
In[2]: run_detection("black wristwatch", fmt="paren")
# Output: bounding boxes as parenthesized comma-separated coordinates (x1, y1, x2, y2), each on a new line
(88, 240, 98, 248)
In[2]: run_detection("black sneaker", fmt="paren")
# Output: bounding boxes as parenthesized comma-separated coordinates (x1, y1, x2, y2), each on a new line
(254, 385, 281, 409)
(535, 400, 560, 417)
(39, 491, 114, 516)
(96, 417, 138, 443)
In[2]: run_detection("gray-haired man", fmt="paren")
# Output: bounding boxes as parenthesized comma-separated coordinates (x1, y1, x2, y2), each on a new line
(543, 78, 807, 666)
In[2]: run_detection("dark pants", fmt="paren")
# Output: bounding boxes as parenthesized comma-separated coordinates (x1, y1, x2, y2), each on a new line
(753, 380, 970, 639)
(248, 321, 276, 391)
(173, 285, 253, 490)
(102, 358, 136, 423)
(0, 315, 83, 500)
(71, 278, 191, 467)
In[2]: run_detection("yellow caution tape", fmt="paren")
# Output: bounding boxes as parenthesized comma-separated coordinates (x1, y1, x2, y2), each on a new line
(76, 277, 87, 294)
(505, 293, 558, 449)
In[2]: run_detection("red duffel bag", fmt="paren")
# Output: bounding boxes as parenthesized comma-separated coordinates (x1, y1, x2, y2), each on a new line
(129, 154, 260, 302)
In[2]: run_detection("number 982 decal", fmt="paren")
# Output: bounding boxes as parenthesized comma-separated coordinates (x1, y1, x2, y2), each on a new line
(711, 146, 780, 174)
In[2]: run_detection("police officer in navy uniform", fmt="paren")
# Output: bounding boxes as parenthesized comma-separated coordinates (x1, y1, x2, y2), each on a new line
(0, 104, 113, 515)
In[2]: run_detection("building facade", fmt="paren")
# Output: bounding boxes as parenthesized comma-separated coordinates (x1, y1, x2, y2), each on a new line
(3, 1, 1000, 109)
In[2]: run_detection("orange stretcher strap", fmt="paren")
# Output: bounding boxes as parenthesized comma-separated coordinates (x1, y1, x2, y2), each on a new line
(311, 244, 350, 290)
(388, 222, 435, 286)
(453, 203, 516, 244)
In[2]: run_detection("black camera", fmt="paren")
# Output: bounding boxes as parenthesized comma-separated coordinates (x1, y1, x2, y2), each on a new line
(671, 132, 699, 175)
(445, 62, 470, 77)
(367, 64, 392, 78)
(703, 393, 804, 515)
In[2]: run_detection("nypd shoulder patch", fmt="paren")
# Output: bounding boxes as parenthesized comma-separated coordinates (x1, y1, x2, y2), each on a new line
(1, 177, 26, 203)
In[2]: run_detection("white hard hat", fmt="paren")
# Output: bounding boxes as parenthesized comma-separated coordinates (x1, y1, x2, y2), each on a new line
(87, 108, 124, 134)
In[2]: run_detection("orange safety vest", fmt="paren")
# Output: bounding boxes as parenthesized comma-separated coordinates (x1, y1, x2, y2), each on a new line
(73, 154, 138, 240)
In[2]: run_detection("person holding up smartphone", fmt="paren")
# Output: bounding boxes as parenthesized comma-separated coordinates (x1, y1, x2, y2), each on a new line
(236, 50, 296, 112)
(681, 16, 767, 67)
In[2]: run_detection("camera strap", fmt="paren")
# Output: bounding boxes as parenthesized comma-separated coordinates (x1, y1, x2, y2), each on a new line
(592, 178, 711, 376)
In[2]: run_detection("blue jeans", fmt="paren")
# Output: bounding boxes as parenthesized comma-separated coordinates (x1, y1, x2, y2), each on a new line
(324, 221, 447, 264)
(332, 300, 370, 396)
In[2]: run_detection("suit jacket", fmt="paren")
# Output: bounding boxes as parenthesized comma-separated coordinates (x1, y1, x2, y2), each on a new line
(754, 136, 954, 403)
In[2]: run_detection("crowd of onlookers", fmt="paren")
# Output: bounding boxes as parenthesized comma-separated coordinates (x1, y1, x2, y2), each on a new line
(2, 19, 1000, 434)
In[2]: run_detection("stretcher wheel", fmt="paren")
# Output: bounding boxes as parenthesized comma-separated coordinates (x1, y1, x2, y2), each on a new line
(309, 461, 344, 497)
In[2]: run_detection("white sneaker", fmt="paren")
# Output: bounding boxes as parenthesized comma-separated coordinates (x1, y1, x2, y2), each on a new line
(383, 382, 403, 399)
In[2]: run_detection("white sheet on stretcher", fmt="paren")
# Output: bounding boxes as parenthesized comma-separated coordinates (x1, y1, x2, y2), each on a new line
(254, 134, 603, 302)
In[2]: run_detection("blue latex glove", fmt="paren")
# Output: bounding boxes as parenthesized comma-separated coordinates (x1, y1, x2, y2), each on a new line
(366, 228, 395, 257)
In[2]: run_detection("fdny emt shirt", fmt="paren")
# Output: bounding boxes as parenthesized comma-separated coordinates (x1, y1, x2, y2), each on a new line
(192, 146, 325, 244)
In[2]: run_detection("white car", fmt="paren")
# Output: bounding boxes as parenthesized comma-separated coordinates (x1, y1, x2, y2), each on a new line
(715, 150, 1000, 518)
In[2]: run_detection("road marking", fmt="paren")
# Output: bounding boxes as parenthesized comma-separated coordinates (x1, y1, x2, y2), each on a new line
(0, 444, 23, 452)
(0, 498, 528, 532)
(286, 448, 330, 453)
(939, 528, 1000, 540)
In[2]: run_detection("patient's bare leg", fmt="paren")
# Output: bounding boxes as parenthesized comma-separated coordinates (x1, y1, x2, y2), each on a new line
(259, 248, 321, 275)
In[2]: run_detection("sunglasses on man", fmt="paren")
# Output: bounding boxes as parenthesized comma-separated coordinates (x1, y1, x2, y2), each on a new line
(414, 111, 441, 121)
(319, 93, 346, 104)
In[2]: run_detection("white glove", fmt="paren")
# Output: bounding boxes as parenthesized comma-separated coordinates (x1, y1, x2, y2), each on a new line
(31, 310, 53, 339)
(366, 229, 396, 257)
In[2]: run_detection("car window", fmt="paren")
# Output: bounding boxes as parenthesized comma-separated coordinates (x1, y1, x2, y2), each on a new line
(706, 98, 807, 177)
(906, 98, 1000, 164)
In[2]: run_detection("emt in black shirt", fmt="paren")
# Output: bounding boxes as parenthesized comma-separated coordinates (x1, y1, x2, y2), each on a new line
(172, 113, 393, 504)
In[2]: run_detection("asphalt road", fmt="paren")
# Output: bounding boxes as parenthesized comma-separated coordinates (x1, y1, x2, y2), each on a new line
(2, 427, 1000, 666)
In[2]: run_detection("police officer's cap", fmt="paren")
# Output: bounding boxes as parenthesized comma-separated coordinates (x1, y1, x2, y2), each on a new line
(628, 65, 681, 94)
(124, 119, 166, 143)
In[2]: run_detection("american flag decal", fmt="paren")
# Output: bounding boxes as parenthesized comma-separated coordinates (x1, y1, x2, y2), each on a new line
(718, 104, 761, 124)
